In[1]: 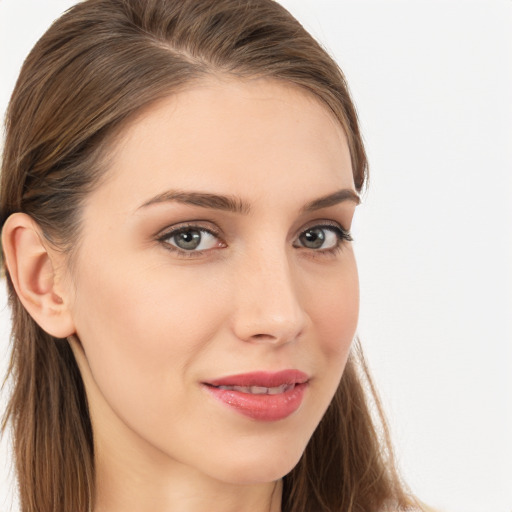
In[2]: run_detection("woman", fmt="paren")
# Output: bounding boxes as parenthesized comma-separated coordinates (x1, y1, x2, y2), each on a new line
(0, 0, 423, 511)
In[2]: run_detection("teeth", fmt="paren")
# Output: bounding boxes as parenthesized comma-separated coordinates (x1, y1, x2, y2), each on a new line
(268, 385, 292, 395)
(216, 384, 294, 394)
(250, 386, 269, 394)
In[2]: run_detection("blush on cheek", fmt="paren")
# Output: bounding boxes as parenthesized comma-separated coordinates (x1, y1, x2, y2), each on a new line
(315, 283, 359, 356)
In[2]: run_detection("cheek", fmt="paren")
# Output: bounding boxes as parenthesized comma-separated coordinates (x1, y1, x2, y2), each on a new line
(74, 254, 224, 344)
(307, 255, 359, 359)
(287, 255, 358, 454)
(70, 256, 227, 415)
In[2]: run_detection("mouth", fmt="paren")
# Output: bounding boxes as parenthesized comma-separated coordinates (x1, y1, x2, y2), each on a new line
(212, 383, 296, 395)
(202, 370, 309, 421)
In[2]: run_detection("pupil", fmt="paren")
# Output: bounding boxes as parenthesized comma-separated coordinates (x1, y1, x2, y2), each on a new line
(175, 230, 201, 250)
(302, 228, 325, 249)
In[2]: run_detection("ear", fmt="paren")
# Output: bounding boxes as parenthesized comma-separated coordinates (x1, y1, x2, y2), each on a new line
(2, 213, 76, 338)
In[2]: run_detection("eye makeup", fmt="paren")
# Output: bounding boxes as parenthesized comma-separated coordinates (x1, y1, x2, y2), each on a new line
(155, 218, 352, 259)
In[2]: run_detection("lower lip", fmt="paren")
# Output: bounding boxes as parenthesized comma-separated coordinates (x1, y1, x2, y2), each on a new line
(204, 383, 307, 421)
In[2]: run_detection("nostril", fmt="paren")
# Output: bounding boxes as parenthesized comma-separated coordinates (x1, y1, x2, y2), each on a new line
(249, 333, 281, 343)
(246, 329, 303, 345)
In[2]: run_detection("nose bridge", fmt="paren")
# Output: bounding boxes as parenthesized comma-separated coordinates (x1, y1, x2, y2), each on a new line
(231, 242, 306, 344)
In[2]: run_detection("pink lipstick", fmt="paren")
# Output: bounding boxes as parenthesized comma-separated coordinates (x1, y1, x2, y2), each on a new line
(203, 370, 308, 421)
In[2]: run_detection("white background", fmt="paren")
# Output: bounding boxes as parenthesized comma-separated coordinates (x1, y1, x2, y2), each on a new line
(1, 1, 511, 512)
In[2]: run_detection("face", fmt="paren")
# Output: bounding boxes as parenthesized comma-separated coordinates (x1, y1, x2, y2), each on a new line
(66, 78, 359, 486)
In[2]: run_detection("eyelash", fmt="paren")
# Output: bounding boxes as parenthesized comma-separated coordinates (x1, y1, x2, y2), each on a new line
(157, 223, 224, 258)
(156, 221, 353, 259)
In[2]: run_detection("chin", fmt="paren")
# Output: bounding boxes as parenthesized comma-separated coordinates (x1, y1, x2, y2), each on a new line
(207, 442, 305, 486)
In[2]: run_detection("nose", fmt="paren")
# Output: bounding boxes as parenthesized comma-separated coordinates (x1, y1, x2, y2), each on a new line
(230, 248, 307, 346)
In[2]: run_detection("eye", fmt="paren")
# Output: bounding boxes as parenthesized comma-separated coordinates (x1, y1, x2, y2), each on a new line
(295, 224, 352, 251)
(160, 226, 224, 253)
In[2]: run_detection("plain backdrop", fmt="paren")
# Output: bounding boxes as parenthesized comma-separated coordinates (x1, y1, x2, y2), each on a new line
(1, 1, 511, 512)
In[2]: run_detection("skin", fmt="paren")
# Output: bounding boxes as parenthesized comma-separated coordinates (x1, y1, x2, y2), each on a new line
(6, 77, 360, 512)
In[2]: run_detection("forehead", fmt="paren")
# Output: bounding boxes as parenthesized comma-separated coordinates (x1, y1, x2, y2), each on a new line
(91, 77, 354, 212)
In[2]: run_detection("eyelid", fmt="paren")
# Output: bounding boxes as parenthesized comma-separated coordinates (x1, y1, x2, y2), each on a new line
(292, 220, 353, 256)
(156, 222, 225, 257)
(296, 220, 352, 241)
(155, 219, 352, 258)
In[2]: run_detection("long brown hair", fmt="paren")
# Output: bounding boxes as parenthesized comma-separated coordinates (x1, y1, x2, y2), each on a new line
(1, 1, 415, 510)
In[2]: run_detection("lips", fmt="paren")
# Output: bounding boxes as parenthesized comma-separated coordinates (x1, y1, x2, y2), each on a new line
(203, 370, 309, 421)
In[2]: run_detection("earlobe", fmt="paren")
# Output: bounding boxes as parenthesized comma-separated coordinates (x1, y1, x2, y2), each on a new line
(2, 213, 76, 338)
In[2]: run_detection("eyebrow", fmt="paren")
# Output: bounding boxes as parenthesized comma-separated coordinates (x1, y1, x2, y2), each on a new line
(300, 189, 360, 212)
(138, 190, 251, 214)
(138, 188, 360, 214)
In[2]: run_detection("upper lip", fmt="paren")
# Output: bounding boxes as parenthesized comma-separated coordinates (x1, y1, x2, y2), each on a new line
(205, 370, 309, 388)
